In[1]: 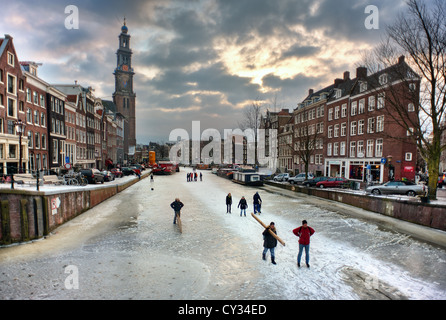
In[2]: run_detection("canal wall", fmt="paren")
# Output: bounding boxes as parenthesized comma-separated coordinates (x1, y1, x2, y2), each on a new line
(265, 182, 446, 232)
(0, 172, 150, 246)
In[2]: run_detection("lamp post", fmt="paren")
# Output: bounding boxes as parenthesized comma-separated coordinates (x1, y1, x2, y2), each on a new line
(14, 119, 26, 174)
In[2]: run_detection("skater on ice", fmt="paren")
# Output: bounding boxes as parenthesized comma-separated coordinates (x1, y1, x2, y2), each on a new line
(293, 220, 315, 268)
(226, 193, 232, 213)
(238, 196, 248, 216)
(170, 198, 184, 224)
(262, 222, 277, 265)
(253, 192, 262, 214)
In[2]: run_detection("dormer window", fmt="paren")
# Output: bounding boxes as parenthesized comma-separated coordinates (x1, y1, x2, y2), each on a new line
(360, 81, 368, 93)
(379, 74, 388, 85)
(334, 89, 342, 99)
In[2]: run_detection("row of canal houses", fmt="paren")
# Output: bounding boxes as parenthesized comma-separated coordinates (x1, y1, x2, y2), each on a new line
(262, 56, 420, 185)
(0, 34, 125, 176)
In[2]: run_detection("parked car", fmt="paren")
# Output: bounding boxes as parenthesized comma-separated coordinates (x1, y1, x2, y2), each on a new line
(101, 170, 115, 182)
(366, 181, 425, 197)
(303, 176, 330, 188)
(316, 177, 350, 189)
(273, 173, 290, 182)
(121, 167, 136, 176)
(111, 168, 123, 178)
(289, 173, 314, 184)
(80, 169, 104, 184)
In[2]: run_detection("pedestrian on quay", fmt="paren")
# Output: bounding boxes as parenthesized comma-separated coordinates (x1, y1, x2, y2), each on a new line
(253, 191, 262, 214)
(200, 172, 203, 181)
(170, 198, 184, 224)
(226, 193, 232, 213)
(293, 220, 315, 268)
(238, 196, 248, 216)
(262, 222, 277, 265)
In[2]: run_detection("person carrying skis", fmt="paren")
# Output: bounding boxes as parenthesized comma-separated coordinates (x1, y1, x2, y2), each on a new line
(262, 222, 277, 265)
(293, 220, 315, 268)
(237, 196, 248, 216)
(170, 198, 184, 224)
(253, 192, 262, 214)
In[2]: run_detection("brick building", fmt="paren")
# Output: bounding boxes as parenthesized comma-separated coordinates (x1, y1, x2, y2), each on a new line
(293, 57, 420, 184)
(0, 34, 28, 174)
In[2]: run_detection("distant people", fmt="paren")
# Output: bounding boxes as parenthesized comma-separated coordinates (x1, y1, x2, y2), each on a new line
(226, 193, 232, 213)
(253, 192, 262, 214)
(200, 172, 203, 181)
(150, 174, 154, 190)
(170, 198, 184, 225)
(262, 222, 277, 265)
(238, 196, 248, 217)
(293, 220, 315, 268)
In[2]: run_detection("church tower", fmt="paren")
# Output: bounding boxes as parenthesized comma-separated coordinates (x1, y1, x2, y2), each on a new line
(113, 19, 136, 160)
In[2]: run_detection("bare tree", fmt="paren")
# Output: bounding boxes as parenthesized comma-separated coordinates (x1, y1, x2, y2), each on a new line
(238, 98, 264, 165)
(363, 0, 446, 199)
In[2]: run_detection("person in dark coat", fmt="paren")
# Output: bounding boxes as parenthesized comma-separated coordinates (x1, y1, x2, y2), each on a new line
(170, 198, 184, 224)
(262, 222, 277, 265)
(253, 192, 262, 214)
(226, 193, 232, 213)
(237, 196, 248, 216)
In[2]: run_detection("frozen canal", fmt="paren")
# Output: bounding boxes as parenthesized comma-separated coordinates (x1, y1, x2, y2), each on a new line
(0, 170, 445, 300)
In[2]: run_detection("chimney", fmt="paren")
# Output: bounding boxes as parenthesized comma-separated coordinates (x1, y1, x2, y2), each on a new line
(309, 89, 314, 96)
(334, 78, 343, 87)
(344, 71, 350, 81)
(398, 55, 405, 64)
(74, 80, 78, 85)
(356, 67, 368, 79)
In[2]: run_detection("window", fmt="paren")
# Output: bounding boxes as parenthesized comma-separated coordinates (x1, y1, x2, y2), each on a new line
(28, 131, 33, 148)
(367, 140, 374, 157)
(7, 98, 16, 117)
(405, 153, 413, 161)
(26, 89, 32, 102)
(0, 69, 3, 83)
(328, 108, 333, 121)
(341, 104, 347, 118)
(368, 96, 375, 112)
(350, 141, 356, 158)
(408, 103, 415, 112)
(357, 141, 364, 157)
(341, 123, 347, 136)
(9, 144, 17, 159)
(340, 142, 346, 156)
(333, 142, 339, 156)
(377, 116, 385, 132)
(335, 89, 341, 99)
(360, 82, 368, 93)
(33, 92, 38, 105)
(334, 124, 339, 137)
(377, 93, 385, 109)
(41, 113, 46, 127)
(358, 120, 365, 135)
(328, 126, 333, 138)
(367, 118, 375, 133)
(334, 106, 340, 119)
(7, 52, 14, 67)
(351, 101, 357, 116)
(0, 93, 3, 106)
(358, 99, 365, 114)
(34, 110, 39, 125)
(53, 139, 58, 163)
(7, 74, 16, 94)
(327, 143, 332, 156)
(351, 121, 357, 136)
(376, 139, 383, 157)
(35, 132, 40, 149)
(19, 101, 24, 112)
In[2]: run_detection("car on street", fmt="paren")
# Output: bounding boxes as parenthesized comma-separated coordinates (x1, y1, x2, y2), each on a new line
(316, 177, 350, 189)
(366, 181, 425, 197)
(121, 167, 136, 176)
(289, 173, 314, 184)
(80, 169, 104, 184)
(273, 173, 290, 182)
(302, 176, 330, 188)
(101, 171, 115, 182)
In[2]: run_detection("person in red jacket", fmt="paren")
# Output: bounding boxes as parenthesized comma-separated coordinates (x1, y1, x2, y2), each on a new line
(293, 220, 315, 268)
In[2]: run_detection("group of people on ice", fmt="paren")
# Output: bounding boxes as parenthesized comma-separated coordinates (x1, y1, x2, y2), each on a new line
(225, 191, 262, 216)
(186, 171, 202, 182)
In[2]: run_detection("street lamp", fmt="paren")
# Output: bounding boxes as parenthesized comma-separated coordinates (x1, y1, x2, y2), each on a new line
(14, 119, 26, 174)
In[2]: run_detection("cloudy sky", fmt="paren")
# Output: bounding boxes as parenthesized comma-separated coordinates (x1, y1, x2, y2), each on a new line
(1, 0, 411, 143)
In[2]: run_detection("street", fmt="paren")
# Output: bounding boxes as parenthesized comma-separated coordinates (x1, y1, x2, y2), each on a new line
(0, 170, 445, 300)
